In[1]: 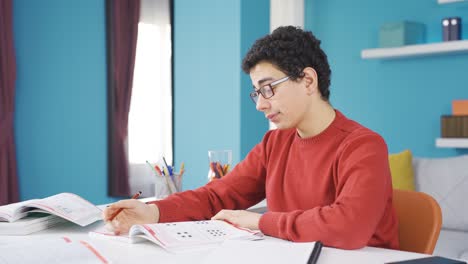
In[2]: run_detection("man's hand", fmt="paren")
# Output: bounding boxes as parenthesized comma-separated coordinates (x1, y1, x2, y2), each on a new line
(102, 200, 160, 234)
(211, 210, 261, 230)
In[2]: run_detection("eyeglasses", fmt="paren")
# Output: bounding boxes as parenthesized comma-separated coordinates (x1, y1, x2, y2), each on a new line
(249, 76, 290, 104)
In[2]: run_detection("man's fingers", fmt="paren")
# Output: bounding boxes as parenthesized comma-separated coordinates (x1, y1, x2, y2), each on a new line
(110, 199, 140, 209)
(102, 199, 139, 221)
(212, 209, 232, 220)
(113, 220, 133, 235)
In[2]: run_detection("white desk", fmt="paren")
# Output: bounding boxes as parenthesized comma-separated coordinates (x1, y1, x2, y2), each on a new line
(1, 221, 431, 264)
(0, 200, 430, 264)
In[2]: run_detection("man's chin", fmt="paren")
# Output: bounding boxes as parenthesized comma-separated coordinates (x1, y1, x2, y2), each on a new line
(274, 123, 291, 130)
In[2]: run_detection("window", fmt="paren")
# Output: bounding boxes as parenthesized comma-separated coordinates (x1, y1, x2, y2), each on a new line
(128, 0, 173, 196)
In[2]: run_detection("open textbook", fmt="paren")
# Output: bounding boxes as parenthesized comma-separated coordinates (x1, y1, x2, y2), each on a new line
(0, 192, 101, 228)
(89, 220, 264, 253)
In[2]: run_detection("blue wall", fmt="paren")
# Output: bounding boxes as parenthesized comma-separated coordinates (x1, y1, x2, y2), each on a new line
(240, 0, 270, 158)
(174, 0, 270, 190)
(12, 0, 270, 203)
(15, 0, 464, 203)
(14, 0, 114, 204)
(306, 0, 468, 157)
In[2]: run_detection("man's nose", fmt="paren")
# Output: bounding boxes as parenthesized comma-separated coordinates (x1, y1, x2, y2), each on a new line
(255, 94, 269, 112)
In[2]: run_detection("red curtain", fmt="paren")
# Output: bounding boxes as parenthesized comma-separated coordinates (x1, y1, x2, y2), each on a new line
(108, 0, 140, 196)
(0, 0, 19, 205)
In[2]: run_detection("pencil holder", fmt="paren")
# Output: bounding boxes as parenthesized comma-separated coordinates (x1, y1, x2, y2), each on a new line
(154, 172, 182, 199)
(207, 150, 232, 181)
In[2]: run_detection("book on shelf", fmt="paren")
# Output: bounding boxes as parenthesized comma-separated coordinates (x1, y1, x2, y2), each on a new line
(89, 220, 264, 253)
(440, 115, 468, 138)
(0, 192, 102, 234)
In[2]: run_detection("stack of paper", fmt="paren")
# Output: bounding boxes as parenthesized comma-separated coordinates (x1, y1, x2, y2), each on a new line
(0, 213, 66, 235)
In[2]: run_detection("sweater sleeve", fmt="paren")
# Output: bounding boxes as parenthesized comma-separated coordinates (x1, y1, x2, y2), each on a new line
(150, 133, 271, 223)
(258, 132, 393, 249)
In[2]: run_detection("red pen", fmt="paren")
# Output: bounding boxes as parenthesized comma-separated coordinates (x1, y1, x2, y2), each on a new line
(108, 191, 141, 221)
(155, 166, 163, 176)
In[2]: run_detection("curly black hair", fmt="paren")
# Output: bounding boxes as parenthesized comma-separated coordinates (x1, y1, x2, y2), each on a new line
(242, 26, 331, 100)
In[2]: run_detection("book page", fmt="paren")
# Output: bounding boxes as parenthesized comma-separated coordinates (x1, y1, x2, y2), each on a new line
(26, 193, 101, 226)
(89, 223, 146, 244)
(0, 200, 40, 222)
(131, 220, 263, 252)
(0, 237, 110, 264)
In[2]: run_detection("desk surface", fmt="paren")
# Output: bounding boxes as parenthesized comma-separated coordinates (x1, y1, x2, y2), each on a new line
(1, 200, 429, 264)
(1, 221, 430, 264)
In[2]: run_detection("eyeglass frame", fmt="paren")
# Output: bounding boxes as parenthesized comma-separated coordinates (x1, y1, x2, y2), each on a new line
(249, 76, 290, 104)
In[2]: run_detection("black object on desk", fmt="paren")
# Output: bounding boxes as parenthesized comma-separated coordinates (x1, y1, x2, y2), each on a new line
(385, 256, 467, 264)
(307, 241, 323, 264)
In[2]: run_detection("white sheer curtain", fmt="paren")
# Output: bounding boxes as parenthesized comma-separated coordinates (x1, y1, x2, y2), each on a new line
(128, 0, 172, 196)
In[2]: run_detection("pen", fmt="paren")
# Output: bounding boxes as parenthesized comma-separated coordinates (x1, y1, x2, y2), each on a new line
(307, 241, 323, 264)
(162, 156, 172, 175)
(162, 157, 177, 185)
(180, 162, 185, 173)
(179, 162, 185, 178)
(176, 162, 185, 192)
(154, 165, 163, 176)
(108, 191, 142, 221)
(146, 160, 161, 177)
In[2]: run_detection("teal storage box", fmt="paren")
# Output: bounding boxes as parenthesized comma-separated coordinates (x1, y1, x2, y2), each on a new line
(379, 21, 425, 48)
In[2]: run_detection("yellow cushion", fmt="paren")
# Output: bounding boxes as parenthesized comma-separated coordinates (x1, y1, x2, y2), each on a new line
(388, 150, 416, 191)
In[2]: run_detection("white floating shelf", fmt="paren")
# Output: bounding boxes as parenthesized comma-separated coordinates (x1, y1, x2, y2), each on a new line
(438, 0, 465, 4)
(361, 40, 468, 59)
(436, 138, 468, 148)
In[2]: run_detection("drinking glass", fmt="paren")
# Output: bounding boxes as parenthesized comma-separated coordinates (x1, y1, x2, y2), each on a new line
(207, 150, 232, 181)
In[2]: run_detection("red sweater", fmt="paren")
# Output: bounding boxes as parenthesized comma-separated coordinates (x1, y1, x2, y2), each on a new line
(152, 110, 399, 250)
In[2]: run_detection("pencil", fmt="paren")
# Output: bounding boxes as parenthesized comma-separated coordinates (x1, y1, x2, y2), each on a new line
(210, 162, 219, 179)
(108, 191, 141, 221)
(223, 164, 230, 174)
(216, 162, 225, 177)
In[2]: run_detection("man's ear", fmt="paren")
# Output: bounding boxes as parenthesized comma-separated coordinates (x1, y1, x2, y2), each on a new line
(302, 67, 318, 95)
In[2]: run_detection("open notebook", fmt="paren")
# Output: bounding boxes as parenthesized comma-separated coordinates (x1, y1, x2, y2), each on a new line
(89, 220, 264, 253)
(0, 193, 101, 235)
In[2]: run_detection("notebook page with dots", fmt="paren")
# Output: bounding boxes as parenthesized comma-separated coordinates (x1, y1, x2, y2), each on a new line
(89, 220, 263, 253)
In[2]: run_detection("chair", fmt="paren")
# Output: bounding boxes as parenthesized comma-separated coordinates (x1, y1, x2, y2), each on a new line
(393, 189, 442, 254)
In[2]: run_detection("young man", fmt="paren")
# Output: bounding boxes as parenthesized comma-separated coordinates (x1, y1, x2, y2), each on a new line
(103, 26, 399, 250)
